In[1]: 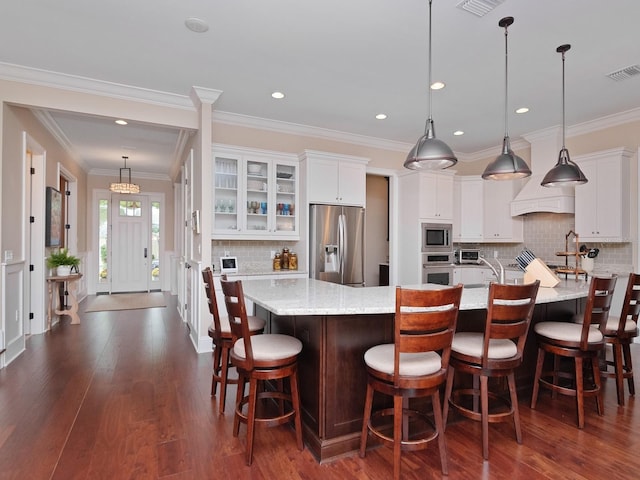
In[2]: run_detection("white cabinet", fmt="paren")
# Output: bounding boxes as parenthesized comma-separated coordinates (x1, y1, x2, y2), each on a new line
(300, 150, 369, 206)
(397, 170, 455, 285)
(453, 176, 483, 242)
(453, 266, 523, 285)
(420, 173, 454, 222)
(212, 145, 299, 240)
(453, 267, 489, 285)
(574, 148, 632, 242)
(454, 175, 522, 243)
(482, 179, 523, 242)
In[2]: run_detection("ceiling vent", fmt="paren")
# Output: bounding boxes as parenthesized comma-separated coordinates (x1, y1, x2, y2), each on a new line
(606, 64, 640, 81)
(456, 0, 506, 17)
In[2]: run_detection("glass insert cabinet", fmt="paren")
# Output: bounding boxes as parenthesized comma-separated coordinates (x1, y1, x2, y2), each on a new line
(212, 145, 299, 240)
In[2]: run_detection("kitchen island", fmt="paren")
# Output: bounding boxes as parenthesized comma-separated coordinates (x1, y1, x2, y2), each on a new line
(241, 278, 591, 462)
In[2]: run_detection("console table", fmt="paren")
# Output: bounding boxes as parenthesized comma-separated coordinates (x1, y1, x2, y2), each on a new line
(46, 273, 83, 329)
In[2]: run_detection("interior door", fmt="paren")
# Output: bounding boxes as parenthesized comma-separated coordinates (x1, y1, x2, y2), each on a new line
(111, 194, 149, 292)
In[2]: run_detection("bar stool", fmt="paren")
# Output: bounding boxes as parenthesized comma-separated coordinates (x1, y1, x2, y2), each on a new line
(220, 277, 304, 466)
(443, 281, 539, 461)
(201, 268, 265, 414)
(531, 275, 617, 428)
(359, 284, 463, 479)
(600, 272, 639, 406)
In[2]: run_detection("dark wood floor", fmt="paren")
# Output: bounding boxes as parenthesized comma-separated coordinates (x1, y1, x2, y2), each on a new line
(1, 293, 639, 479)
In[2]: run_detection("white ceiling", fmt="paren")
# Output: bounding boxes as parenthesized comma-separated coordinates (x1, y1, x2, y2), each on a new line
(1, 0, 639, 177)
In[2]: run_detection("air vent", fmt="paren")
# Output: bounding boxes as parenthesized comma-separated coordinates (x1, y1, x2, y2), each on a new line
(606, 64, 640, 81)
(456, 0, 505, 17)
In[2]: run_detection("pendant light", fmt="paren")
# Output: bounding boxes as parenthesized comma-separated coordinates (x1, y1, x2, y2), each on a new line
(404, 0, 457, 170)
(541, 44, 588, 187)
(110, 156, 140, 194)
(482, 17, 531, 180)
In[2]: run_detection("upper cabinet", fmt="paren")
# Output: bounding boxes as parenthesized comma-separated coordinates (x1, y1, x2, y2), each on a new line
(454, 175, 523, 243)
(420, 173, 454, 222)
(212, 145, 299, 240)
(300, 150, 368, 206)
(574, 148, 633, 242)
(453, 176, 483, 242)
(482, 179, 523, 242)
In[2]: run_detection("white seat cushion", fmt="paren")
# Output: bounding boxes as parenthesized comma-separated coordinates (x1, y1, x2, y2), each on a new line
(233, 334, 302, 361)
(601, 316, 638, 334)
(212, 315, 265, 334)
(534, 321, 603, 343)
(363, 344, 442, 376)
(451, 332, 517, 359)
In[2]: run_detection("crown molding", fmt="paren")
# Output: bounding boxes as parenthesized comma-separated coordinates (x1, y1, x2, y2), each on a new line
(212, 110, 415, 153)
(567, 106, 640, 137)
(456, 137, 531, 163)
(31, 109, 89, 170)
(0, 62, 193, 109)
(190, 86, 223, 107)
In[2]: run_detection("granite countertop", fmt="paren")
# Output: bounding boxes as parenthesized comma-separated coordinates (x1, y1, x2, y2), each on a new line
(213, 269, 308, 278)
(241, 278, 591, 317)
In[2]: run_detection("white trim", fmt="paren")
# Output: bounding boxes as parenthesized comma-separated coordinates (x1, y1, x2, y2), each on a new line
(58, 163, 78, 255)
(90, 188, 168, 295)
(26, 134, 46, 335)
(212, 110, 413, 153)
(0, 62, 193, 110)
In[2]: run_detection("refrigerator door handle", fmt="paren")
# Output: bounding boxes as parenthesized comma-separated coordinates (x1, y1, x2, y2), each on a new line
(338, 213, 346, 284)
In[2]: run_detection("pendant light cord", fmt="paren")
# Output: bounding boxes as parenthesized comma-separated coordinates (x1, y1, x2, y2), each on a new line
(561, 49, 566, 150)
(503, 21, 509, 138)
(427, 0, 433, 124)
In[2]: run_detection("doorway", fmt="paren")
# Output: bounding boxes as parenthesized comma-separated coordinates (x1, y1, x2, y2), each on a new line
(95, 192, 163, 294)
(365, 174, 390, 287)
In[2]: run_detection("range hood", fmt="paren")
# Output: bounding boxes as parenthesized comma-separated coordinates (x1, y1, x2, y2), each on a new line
(510, 128, 575, 216)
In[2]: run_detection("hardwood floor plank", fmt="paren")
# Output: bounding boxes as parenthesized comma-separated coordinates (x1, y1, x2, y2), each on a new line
(1, 292, 639, 479)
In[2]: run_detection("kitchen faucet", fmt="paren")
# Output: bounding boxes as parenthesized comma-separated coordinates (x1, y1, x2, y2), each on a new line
(478, 256, 505, 284)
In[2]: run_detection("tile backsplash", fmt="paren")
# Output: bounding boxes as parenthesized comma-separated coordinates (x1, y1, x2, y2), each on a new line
(214, 212, 633, 278)
(455, 212, 633, 274)
(211, 240, 303, 274)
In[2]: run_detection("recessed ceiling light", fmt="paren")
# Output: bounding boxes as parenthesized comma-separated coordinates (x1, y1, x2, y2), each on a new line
(271, 91, 285, 99)
(515, 107, 529, 114)
(430, 81, 446, 90)
(453, 130, 465, 136)
(185, 17, 209, 33)
(375, 113, 387, 120)
(115, 119, 128, 125)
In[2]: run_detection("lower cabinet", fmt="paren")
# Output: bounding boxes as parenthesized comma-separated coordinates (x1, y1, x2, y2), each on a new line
(453, 267, 524, 285)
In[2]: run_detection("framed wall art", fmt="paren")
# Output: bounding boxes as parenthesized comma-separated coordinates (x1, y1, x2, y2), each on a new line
(45, 186, 62, 247)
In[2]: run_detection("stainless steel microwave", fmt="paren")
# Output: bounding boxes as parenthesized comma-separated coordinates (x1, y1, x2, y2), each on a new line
(421, 223, 452, 252)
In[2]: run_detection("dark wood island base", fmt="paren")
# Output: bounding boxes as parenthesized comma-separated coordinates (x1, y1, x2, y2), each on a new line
(256, 296, 584, 462)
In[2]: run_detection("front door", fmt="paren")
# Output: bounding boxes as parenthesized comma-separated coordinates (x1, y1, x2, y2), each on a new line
(111, 194, 149, 292)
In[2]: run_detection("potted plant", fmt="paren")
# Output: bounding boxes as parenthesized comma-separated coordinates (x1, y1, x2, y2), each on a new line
(47, 248, 80, 276)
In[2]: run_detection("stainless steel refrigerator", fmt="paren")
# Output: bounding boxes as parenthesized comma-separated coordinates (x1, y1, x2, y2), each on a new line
(309, 204, 365, 287)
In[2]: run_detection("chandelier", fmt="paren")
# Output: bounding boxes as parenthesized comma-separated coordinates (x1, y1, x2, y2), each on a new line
(110, 156, 140, 194)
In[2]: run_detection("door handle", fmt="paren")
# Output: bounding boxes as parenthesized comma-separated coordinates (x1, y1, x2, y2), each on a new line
(144, 248, 148, 258)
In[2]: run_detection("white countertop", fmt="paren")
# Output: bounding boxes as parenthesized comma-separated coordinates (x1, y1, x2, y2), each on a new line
(241, 278, 591, 317)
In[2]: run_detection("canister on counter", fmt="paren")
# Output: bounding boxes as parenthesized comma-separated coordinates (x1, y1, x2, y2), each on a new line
(282, 247, 290, 270)
(289, 252, 298, 270)
(273, 252, 282, 270)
